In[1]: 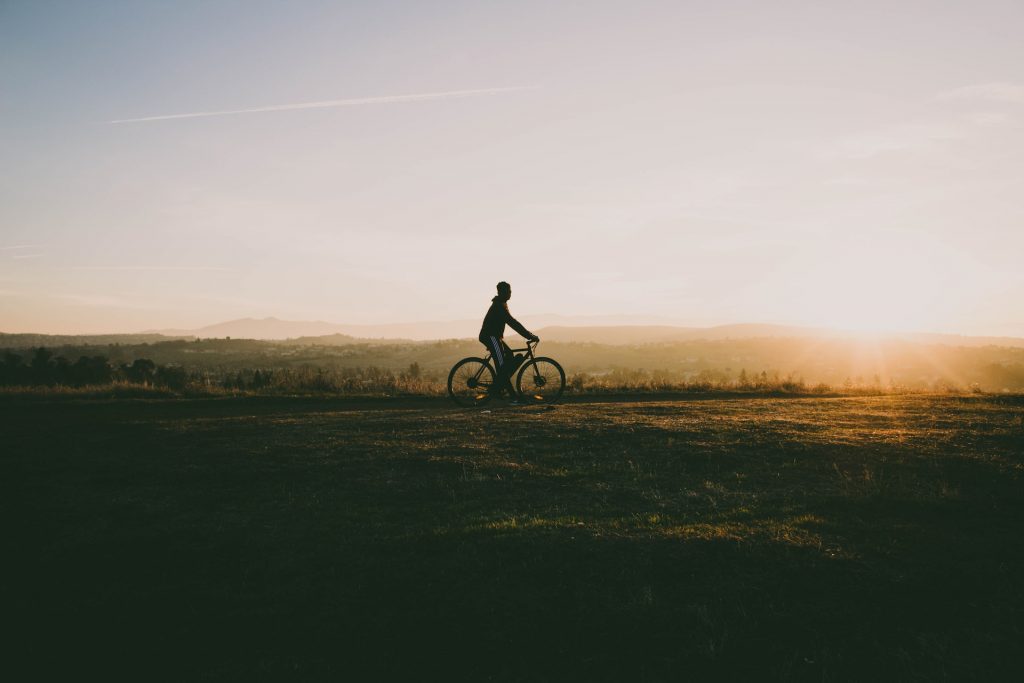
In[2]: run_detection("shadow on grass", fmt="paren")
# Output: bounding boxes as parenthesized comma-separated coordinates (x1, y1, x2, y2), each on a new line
(8, 516, 1024, 681)
(3, 396, 1024, 681)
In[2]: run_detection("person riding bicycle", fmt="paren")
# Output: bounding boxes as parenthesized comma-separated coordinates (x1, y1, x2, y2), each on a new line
(479, 281, 539, 403)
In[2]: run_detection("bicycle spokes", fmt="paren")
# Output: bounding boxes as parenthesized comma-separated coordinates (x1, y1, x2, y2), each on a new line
(517, 358, 565, 403)
(447, 357, 497, 407)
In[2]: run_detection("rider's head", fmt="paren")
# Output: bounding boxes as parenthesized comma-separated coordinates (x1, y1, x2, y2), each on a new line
(496, 281, 511, 301)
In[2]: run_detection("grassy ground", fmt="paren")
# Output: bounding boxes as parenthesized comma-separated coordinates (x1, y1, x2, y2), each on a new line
(4, 394, 1024, 681)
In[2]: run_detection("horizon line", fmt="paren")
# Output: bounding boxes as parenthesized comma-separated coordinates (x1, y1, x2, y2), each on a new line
(2, 321, 1021, 342)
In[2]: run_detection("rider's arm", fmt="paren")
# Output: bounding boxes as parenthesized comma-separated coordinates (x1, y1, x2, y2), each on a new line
(504, 305, 537, 340)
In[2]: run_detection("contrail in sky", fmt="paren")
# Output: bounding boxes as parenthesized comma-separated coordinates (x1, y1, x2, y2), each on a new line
(109, 86, 537, 124)
(71, 266, 233, 271)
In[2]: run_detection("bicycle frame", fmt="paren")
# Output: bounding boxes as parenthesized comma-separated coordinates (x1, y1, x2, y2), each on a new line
(448, 337, 563, 406)
(473, 339, 539, 384)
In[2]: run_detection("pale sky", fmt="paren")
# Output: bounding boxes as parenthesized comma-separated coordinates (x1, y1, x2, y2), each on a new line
(2, 0, 1023, 336)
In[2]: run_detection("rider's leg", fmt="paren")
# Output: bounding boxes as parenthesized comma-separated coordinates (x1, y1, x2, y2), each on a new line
(486, 336, 515, 397)
(498, 340, 517, 397)
(485, 335, 505, 395)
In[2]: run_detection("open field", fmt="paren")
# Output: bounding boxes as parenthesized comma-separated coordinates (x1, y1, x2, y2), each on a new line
(4, 394, 1024, 680)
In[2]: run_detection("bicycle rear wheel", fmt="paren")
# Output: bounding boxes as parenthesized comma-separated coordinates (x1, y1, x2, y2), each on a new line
(448, 357, 496, 407)
(516, 357, 565, 404)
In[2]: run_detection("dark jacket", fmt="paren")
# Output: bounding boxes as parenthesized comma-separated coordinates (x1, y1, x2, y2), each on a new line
(479, 296, 533, 343)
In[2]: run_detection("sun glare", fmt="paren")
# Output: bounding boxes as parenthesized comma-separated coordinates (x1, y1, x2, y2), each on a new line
(796, 238, 944, 334)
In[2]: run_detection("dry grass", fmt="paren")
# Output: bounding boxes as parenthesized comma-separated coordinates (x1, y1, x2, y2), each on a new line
(3, 394, 1023, 680)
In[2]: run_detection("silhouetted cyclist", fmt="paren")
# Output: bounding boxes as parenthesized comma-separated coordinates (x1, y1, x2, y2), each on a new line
(479, 281, 539, 405)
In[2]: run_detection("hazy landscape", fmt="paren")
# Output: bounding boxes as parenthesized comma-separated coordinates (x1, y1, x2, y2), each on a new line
(6, 320, 1023, 679)
(4, 319, 1024, 395)
(6, 1, 1024, 679)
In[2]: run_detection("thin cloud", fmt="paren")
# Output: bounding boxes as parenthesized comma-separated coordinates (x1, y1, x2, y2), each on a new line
(822, 97, 1018, 161)
(938, 82, 1024, 103)
(71, 266, 233, 271)
(1, 244, 45, 250)
(11, 253, 43, 259)
(56, 293, 147, 309)
(109, 86, 537, 124)
(824, 121, 963, 160)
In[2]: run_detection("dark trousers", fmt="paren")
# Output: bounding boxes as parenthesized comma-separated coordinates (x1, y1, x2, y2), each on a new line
(482, 335, 516, 397)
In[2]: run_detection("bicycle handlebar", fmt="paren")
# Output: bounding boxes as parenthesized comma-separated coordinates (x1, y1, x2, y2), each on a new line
(509, 337, 539, 353)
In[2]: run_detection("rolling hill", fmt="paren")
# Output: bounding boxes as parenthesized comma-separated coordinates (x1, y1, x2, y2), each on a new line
(7, 317, 1023, 349)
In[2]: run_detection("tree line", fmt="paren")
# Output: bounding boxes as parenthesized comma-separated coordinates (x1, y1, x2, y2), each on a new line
(0, 348, 187, 389)
(0, 348, 426, 394)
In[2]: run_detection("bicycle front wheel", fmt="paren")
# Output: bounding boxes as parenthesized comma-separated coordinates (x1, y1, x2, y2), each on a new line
(516, 357, 566, 404)
(448, 357, 496, 407)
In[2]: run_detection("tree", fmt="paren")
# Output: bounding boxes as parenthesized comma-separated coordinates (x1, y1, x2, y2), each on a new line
(30, 347, 55, 384)
(83, 356, 113, 385)
(124, 358, 157, 384)
(155, 365, 187, 391)
(0, 352, 26, 386)
(30, 347, 53, 369)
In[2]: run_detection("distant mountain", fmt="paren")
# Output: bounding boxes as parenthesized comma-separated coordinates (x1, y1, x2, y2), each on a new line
(147, 315, 687, 341)
(282, 333, 366, 346)
(148, 317, 479, 340)
(904, 332, 1024, 349)
(532, 323, 826, 345)
(6, 318, 1024, 350)
(139, 316, 1024, 348)
(534, 324, 1024, 348)
(149, 317, 349, 340)
(0, 332, 192, 348)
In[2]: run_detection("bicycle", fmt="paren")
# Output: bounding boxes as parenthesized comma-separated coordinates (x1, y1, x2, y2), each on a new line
(447, 339, 566, 407)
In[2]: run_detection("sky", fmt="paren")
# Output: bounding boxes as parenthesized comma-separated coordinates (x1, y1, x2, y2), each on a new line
(2, 0, 1023, 336)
